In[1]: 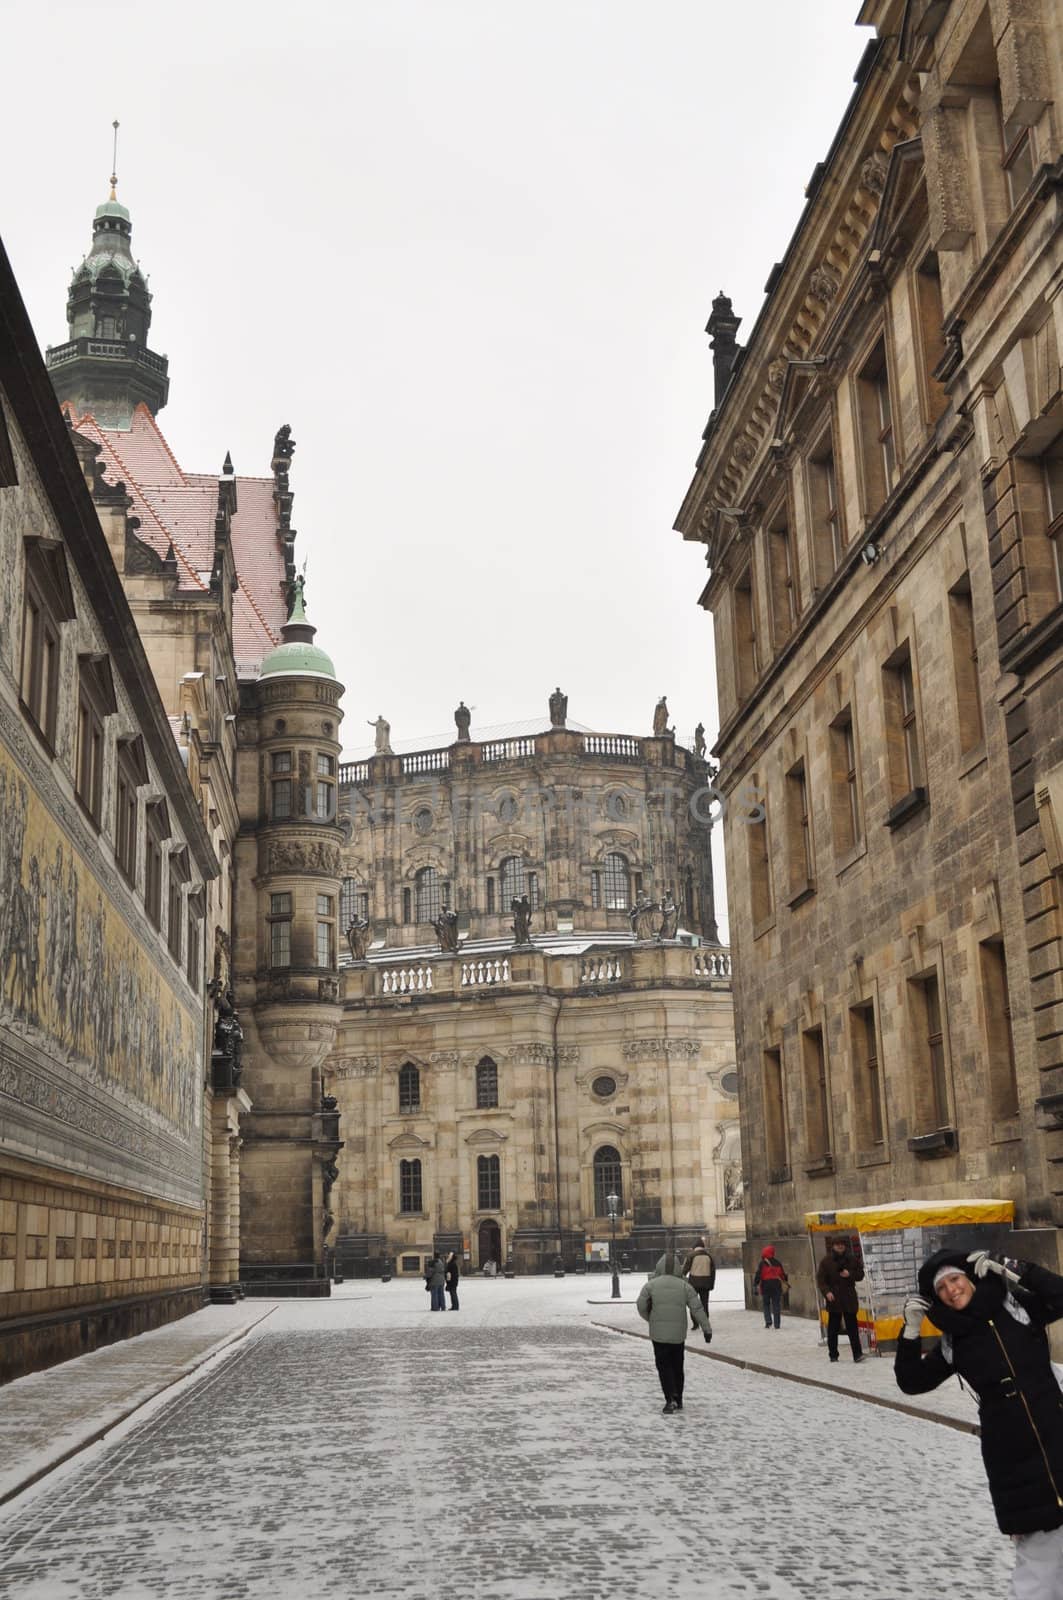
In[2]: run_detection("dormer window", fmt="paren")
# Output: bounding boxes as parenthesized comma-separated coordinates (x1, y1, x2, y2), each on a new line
(76, 654, 117, 828)
(20, 539, 76, 749)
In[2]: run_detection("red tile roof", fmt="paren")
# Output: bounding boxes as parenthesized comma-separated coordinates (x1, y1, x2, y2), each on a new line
(65, 402, 288, 669)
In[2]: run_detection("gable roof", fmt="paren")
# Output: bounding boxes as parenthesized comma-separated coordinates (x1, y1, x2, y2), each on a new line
(65, 402, 287, 671)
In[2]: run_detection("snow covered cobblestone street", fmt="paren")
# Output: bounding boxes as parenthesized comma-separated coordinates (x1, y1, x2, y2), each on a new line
(0, 1275, 1011, 1598)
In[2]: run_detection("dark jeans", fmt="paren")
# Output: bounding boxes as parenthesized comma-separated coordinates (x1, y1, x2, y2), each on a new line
(652, 1340, 686, 1404)
(827, 1307, 861, 1359)
(430, 1285, 446, 1311)
(689, 1284, 710, 1328)
(761, 1280, 783, 1327)
(447, 1285, 459, 1310)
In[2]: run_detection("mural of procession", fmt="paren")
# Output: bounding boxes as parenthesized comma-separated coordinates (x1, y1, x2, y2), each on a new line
(0, 745, 198, 1138)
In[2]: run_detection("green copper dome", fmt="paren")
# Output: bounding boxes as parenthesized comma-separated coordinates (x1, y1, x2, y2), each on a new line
(259, 581, 338, 681)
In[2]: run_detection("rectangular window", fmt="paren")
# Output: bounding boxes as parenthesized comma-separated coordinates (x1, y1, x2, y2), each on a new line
(882, 644, 924, 810)
(764, 1047, 789, 1177)
(527, 871, 539, 909)
(402, 887, 412, 924)
(785, 760, 813, 900)
(910, 970, 950, 1130)
(315, 782, 333, 820)
(271, 751, 292, 773)
(477, 1154, 501, 1211)
(166, 865, 184, 961)
(270, 892, 292, 968)
(271, 778, 292, 821)
(76, 689, 105, 825)
(998, 90, 1036, 210)
(850, 1000, 884, 1148)
(590, 871, 600, 909)
(734, 566, 759, 701)
(486, 877, 496, 913)
(767, 501, 798, 647)
(913, 251, 948, 425)
(980, 938, 1019, 1122)
(1043, 435, 1063, 601)
(144, 804, 168, 930)
(186, 897, 203, 991)
(829, 708, 862, 857)
(748, 796, 773, 929)
(399, 1159, 422, 1214)
(802, 1027, 831, 1163)
(114, 738, 144, 885)
(19, 584, 60, 746)
(949, 575, 984, 756)
(316, 753, 335, 777)
(316, 893, 335, 968)
(808, 430, 843, 588)
(856, 338, 897, 513)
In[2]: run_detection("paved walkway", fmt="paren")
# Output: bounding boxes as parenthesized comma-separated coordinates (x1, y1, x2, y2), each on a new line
(0, 1275, 1011, 1598)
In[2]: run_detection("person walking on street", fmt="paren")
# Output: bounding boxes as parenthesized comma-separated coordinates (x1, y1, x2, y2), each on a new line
(817, 1235, 865, 1363)
(753, 1245, 789, 1329)
(684, 1237, 716, 1330)
(896, 1249, 1063, 1599)
(636, 1251, 712, 1414)
(426, 1252, 446, 1312)
(445, 1250, 460, 1311)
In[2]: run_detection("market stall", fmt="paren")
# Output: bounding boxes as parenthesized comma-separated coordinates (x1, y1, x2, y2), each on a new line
(804, 1198, 1015, 1352)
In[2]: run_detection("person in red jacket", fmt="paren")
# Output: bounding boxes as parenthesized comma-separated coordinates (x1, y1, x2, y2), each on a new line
(753, 1245, 788, 1328)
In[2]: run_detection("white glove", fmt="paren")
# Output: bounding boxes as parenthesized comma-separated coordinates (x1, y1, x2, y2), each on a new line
(967, 1250, 1021, 1284)
(902, 1295, 930, 1339)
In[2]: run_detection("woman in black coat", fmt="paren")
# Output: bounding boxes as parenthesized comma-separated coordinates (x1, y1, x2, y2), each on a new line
(896, 1247, 1063, 1595)
(445, 1250, 460, 1311)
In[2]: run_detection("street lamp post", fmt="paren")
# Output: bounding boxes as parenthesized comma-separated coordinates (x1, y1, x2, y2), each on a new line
(606, 1191, 621, 1300)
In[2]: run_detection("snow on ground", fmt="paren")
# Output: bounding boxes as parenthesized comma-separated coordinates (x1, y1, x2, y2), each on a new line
(0, 1272, 1010, 1599)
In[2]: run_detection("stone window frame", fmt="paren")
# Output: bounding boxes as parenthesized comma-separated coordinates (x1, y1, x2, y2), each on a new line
(19, 537, 76, 752)
(881, 637, 929, 827)
(977, 932, 1020, 1133)
(267, 891, 293, 969)
(783, 749, 815, 908)
(114, 733, 147, 887)
(829, 703, 865, 869)
(800, 1014, 833, 1177)
(143, 798, 170, 932)
(75, 653, 116, 830)
(475, 1057, 499, 1110)
(947, 570, 985, 765)
(731, 558, 760, 704)
(764, 486, 799, 651)
(591, 1145, 624, 1217)
(762, 1036, 790, 1184)
(905, 955, 957, 1148)
(398, 1157, 423, 1215)
(804, 411, 845, 592)
(398, 1062, 421, 1114)
(476, 1153, 501, 1211)
(848, 985, 889, 1165)
(852, 323, 901, 522)
(166, 843, 190, 964)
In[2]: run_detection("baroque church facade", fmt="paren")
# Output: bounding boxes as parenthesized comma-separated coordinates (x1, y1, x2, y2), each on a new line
(0, 176, 739, 1371)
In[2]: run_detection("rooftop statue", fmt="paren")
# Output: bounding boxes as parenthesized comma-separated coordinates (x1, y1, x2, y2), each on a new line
(653, 696, 670, 738)
(368, 714, 392, 755)
(434, 906, 460, 953)
(658, 888, 680, 941)
(345, 914, 370, 962)
(549, 686, 568, 729)
(694, 723, 707, 760)
(511, 893, 533, 945)
(629, 892, 659, 943)
(454, 701, 471, 742)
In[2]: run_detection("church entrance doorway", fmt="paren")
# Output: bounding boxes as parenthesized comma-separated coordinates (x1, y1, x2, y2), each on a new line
(478, 1218, 501, 1269)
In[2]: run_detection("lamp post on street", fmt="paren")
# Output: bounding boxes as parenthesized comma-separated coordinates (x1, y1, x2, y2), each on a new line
(606, 1191, 621, 1300)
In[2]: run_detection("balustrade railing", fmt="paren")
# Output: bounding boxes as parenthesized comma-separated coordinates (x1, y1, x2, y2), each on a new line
(379, 964, 434, 995)
(401, 749, 450, 775)
(581, 734, 642, 761)
(460, 957, 511, 987)
(338, 760, 370, 786)
(692, 948, 732, 979)
(482, 738, 537, 763)
(46, 337, 167, 375)
(579, 954, 625, 984)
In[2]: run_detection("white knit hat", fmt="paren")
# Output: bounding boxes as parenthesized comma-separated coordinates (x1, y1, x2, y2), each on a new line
(932, 1264, 969, 1292)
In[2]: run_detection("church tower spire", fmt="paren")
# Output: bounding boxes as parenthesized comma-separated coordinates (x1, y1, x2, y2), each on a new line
(46, 124, 169, 427)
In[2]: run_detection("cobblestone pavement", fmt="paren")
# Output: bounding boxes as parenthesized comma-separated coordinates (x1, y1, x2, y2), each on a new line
(0, 1283, 1012, 1599)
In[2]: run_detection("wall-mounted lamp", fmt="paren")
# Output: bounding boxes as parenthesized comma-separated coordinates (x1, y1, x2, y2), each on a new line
(859, 540, 881, 566)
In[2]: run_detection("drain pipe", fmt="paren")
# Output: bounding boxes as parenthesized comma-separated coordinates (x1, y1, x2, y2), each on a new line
(551, 992, 564, 1259)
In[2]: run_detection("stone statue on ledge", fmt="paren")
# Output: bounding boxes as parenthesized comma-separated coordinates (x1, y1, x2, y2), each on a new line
(454, 701, 471, 741)
(511, 893, 533, 945)
(629, 892, 659, 943)
(694, 723, 707, 760)
(658, 888, 680, 941)
(653, 696, 670, 738)
(212, 989, 244, 1087)
(549, 687, 568, 729)
(434, 906, 460, 953)
(368, 714, 392, 755)
(345, 914, 370, 962)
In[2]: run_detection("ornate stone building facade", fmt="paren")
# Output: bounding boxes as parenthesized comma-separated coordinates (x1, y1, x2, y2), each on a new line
(0, 238, 217, 1378)
(328, 716, 740, 1274)
(675, 0, 1063, 1315)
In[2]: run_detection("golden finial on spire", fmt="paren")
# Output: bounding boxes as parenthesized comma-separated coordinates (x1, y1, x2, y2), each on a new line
(109, 119, 119, 201)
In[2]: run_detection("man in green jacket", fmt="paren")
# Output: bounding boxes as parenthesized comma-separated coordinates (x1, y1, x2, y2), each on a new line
(636, 1252, 712, 1413)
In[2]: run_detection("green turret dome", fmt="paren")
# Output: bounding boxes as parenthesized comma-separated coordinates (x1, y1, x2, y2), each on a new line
(259, 580, 338, 681)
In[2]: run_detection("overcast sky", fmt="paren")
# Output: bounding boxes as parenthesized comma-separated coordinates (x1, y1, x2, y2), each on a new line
(3, 1, 871, 935)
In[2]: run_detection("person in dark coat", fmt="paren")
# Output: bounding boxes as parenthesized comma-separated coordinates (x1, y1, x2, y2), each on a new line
(816, 1235, 865, 1363)
(753, 1245, 789, 1329)
(425, 1253, 446, 1311)
(896, 1248, 1063, 1598)
(445, 1250, 460, 1311)
(683, 1238, 716, 1330)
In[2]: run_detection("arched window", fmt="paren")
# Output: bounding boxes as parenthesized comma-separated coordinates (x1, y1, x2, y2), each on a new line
(477, 1153, 501, 1210)
(476, 1057, 499, 1109)
(603, 853, 631, 910)
(399, 1158, 422, 1213)
(415, 866, 441, 923)
(499, 856, 525, 906)
(593, 1145, 623, 1215)
(398, 1062, 420, 1113)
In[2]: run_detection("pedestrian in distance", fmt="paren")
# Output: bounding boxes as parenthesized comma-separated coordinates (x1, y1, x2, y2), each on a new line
(896, 1249, 1063, 1600)
(425, 1252, 446, 1312)
(445, 1249, 460, 1311)
(753, 1245, 789, 1329)
(636, 1250, 712, 1414)
(816, 1234, 865, 1363)
(683, 1237, 716, 1330)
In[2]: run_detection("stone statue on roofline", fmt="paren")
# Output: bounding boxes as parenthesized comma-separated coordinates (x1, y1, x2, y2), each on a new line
(368, 714, 392, 755)
(345, 914, 370, 963)
(653, 696, 671, 738)
(454, 701, 471, 742)
(434, 906, 460, 953)
(694, 723, 707, 760)
(629, 892, 659, 943)
(549, 687, 568, 729)
(511, 893, 533, 945)
(658, 887, 680, 941)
